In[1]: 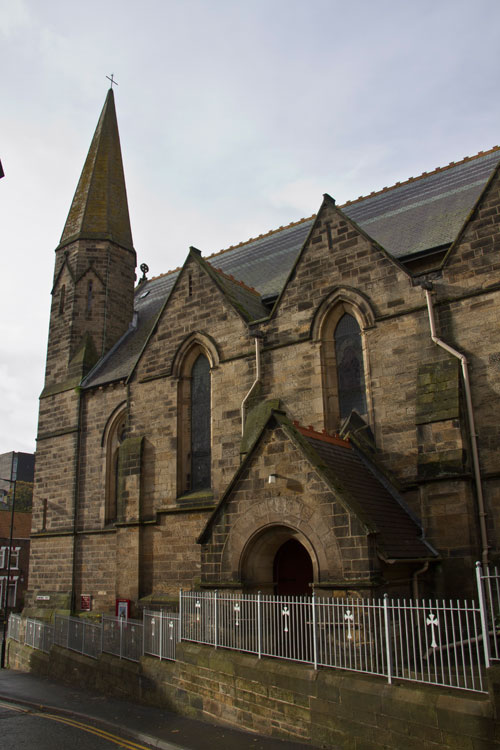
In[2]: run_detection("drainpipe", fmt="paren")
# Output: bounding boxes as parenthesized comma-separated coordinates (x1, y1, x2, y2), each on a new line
(412, 561, 429, 601)
(421, 282, 489, 568)
(241, 336, 262, 436)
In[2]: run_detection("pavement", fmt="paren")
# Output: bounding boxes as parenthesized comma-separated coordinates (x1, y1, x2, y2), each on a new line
(0, 668, 316, 750)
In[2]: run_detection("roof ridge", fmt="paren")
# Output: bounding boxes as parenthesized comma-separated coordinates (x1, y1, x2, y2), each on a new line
(213, 266, 260, 296)
(342, 145, 500, 208)
(294, 421, 351, 448)
(139, 145, 500, 288)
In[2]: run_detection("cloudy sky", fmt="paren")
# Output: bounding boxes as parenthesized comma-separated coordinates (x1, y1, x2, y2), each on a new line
(2, 0, 500, 455)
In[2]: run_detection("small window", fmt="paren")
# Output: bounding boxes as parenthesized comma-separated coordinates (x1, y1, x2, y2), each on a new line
(0, 547, 5, 569)
(9, 547, 20, 570)
(86, 279, 93, 316)
(0, 577, 18, 608)
(59, 285, 66, 315)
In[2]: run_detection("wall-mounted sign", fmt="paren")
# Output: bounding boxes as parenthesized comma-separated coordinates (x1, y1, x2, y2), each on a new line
(116, 598, 130, 619)
(80, 594, 92, 611)
(36, 595, 50, 601)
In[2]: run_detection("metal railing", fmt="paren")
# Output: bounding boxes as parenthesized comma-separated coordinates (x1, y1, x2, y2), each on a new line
(476, 562, 500, 664)
(102, 616, 143, 662)
(24, 617, 53, 653)
(53, 615, 102, 659)
(143, 610, 179, 661)
(180, 590, 487, 693)
(9, 562, 500, 695)
(7, 612, 22, 642)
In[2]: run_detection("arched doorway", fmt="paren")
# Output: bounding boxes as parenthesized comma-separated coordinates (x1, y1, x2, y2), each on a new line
(274, 538, 313, 596)
(240, 525, 316, 594)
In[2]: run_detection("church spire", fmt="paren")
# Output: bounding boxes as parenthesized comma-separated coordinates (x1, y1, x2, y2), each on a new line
(58, 89, 134, 252)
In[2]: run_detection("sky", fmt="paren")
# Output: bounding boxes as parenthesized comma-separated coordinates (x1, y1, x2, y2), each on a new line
(2, 0, 500, 455)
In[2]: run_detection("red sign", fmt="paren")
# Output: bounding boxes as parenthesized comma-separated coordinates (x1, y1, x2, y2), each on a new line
(116, 598, 130, 619)
(80, 594, 91, 611)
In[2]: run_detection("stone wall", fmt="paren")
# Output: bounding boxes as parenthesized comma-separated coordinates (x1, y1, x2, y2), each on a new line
(7, 638, 500, 749)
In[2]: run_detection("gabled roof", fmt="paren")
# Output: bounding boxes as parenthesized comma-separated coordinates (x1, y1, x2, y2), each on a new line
(82, 146, 500, 389)
(58, 89, 134, 252)
(199, 411, 436, 561)
(297, 425, 435, 560)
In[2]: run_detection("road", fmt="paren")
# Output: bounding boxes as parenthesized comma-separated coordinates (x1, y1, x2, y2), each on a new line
(0, 669, 316, 750)
(0, 699, 160, 750)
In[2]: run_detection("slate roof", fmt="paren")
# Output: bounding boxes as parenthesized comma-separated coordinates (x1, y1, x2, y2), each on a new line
(299, 428, 435, 560)
(83, 146, 500, 389)
(344, 147, 500, 258)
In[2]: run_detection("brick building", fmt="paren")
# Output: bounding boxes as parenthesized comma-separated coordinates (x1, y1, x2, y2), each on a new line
(26, 89, 500, 616)
(0, 451, 34, 506)
(0, 511, 31, 612)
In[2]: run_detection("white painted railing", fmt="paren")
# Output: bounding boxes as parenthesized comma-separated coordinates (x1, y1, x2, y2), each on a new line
(7, 612, 22, 642)
(143, 610, 179, 661)
(9, 563, 500, 694)
(180, 590, 487, 693)
(54, 614, 102, 659)
(24, 617, 53, 653)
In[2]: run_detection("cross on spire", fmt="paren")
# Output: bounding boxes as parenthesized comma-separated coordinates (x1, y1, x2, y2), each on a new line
(106, 73, 118, 89)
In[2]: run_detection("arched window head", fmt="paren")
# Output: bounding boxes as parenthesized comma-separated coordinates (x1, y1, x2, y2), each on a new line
(335, 313, 367, 420)
(190, 354, 211, 491)
(106, 411, 127, 523)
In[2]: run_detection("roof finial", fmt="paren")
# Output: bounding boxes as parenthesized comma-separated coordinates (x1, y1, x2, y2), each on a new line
(106, 73, 118, 89)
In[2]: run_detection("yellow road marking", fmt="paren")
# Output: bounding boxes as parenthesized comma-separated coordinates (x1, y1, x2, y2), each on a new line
(37, 712, 154, 749)
(0, 701, 31, 714)
(0, 701, 154, 749)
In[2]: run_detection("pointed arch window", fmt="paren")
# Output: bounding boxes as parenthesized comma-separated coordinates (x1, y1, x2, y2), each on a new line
(190, 354, 211, 491)
(105, 411, 127, 523)
(176, 343, 213, 496)
(316, 299, 371, 432)
(335, 313, 367, 420)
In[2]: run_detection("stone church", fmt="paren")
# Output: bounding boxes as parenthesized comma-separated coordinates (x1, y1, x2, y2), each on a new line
(27, 89, 500, 616)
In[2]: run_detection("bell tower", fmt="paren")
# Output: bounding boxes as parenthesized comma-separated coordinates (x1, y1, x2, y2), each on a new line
(27, 90, 136, 614)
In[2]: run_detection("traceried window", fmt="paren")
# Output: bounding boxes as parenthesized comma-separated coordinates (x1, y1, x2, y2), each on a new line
(190, 354, 211, 491)
(335, 313, 367, 419)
